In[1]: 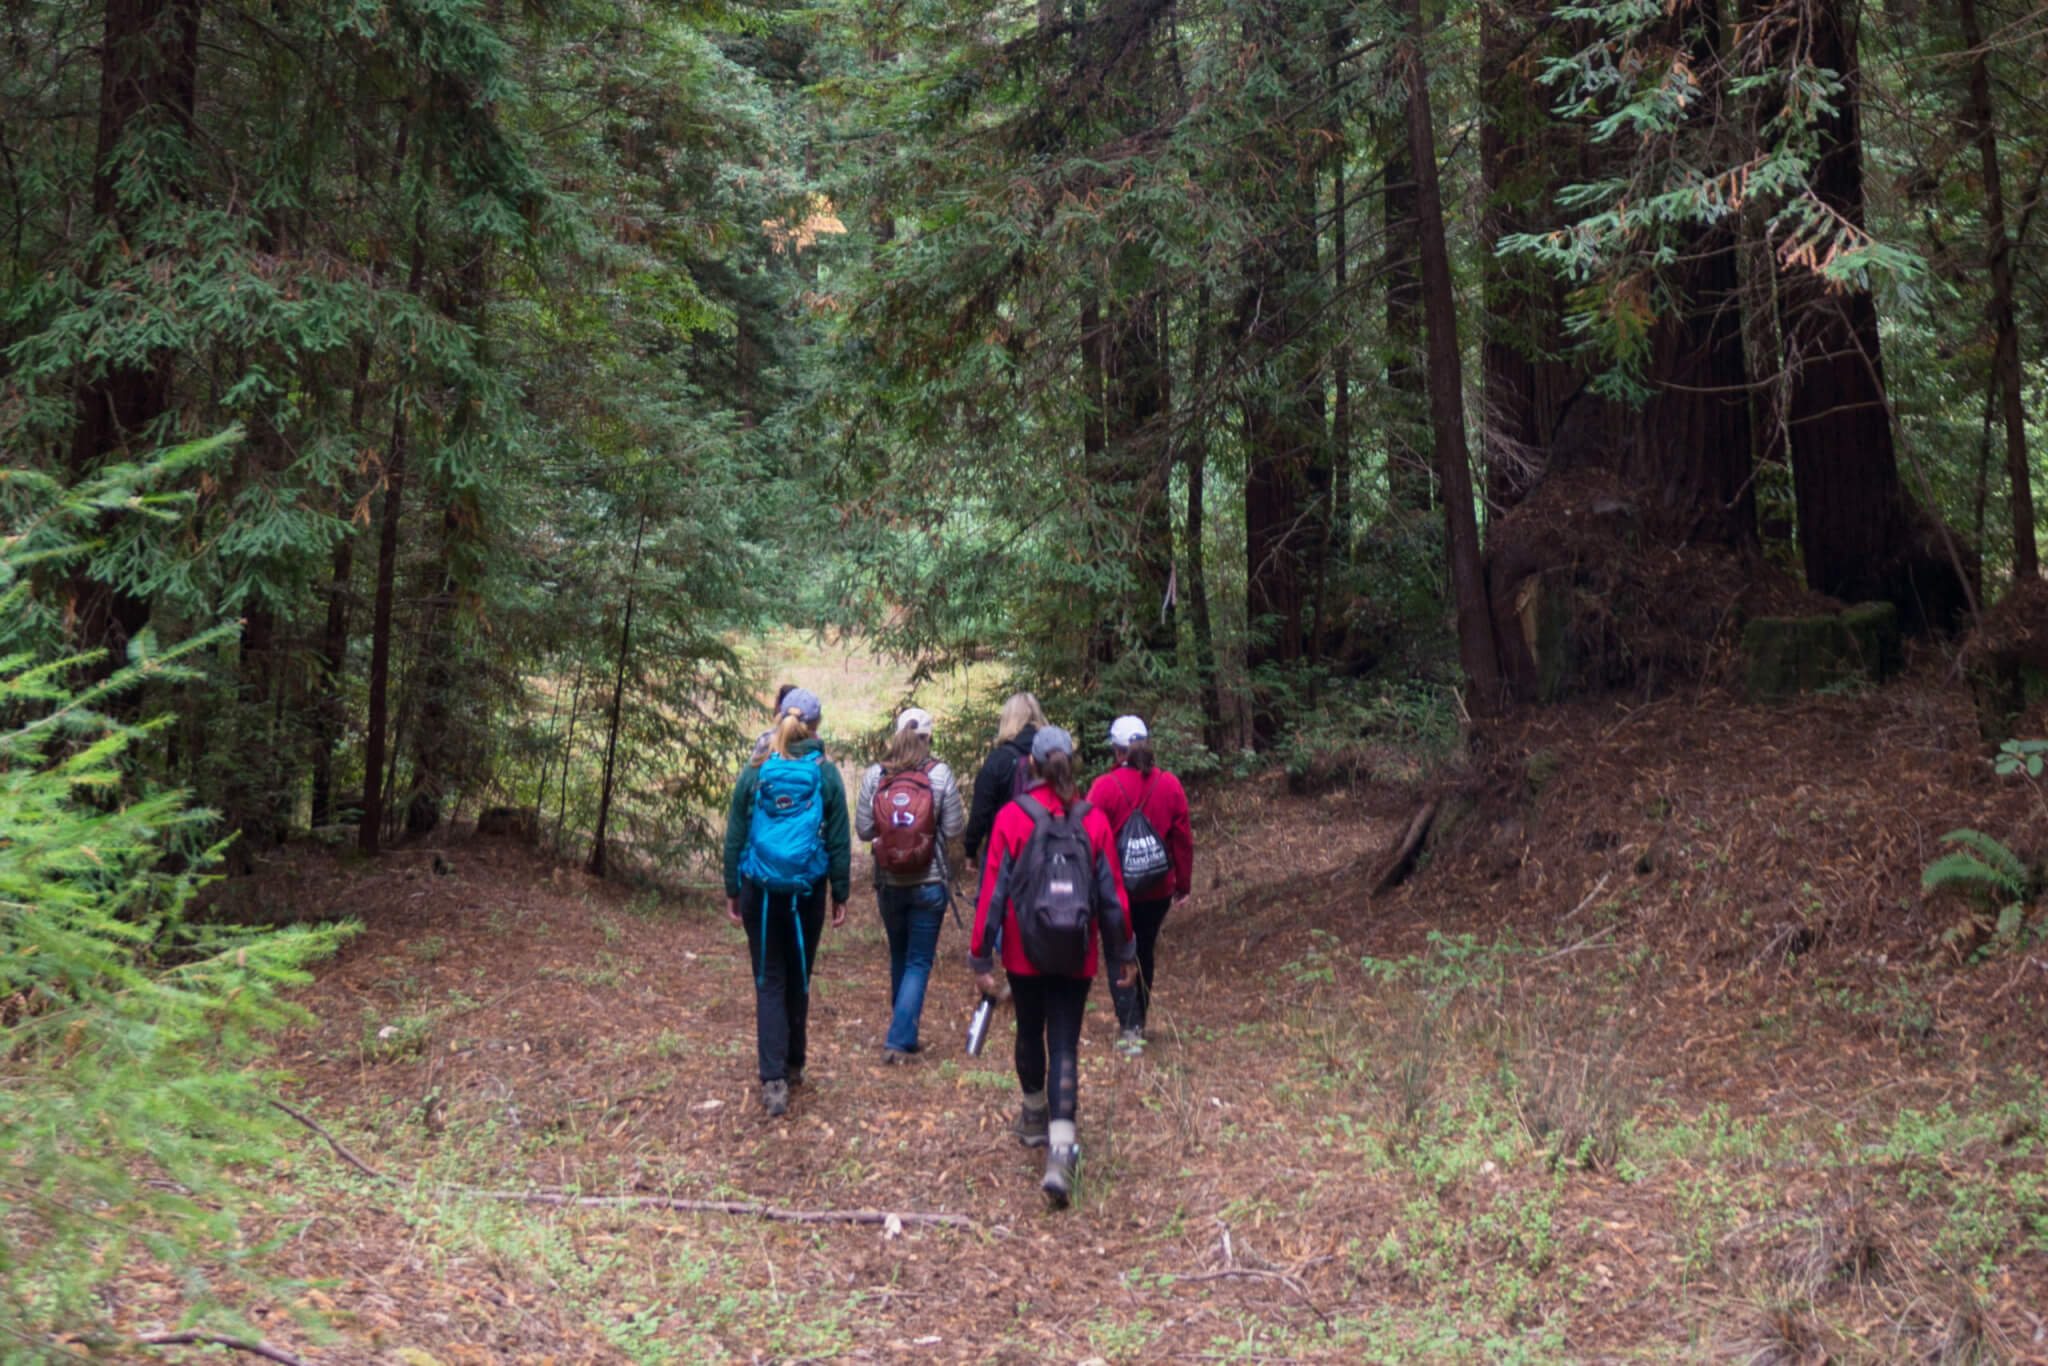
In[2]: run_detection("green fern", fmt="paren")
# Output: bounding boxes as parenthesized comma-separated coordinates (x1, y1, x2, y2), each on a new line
(1922, 828, 2029, 899)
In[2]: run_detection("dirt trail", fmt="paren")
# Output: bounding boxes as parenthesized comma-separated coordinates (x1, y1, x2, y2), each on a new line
(170, 673, 2048, 1365)
(248, 774, 1402, 1364)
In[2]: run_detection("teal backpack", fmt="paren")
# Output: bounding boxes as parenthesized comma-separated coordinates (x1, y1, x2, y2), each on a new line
(740, 752, 828, 895)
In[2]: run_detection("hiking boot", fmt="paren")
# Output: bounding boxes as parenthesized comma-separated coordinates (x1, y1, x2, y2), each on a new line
(1116, 1026, 1146, 1056)
(761, 1080, 789, 1117)
(1013, 1100, 1050, 1148)
(786, 1066, 804, 1088)
(1041, 1144, 1079, 1208)
(882, 1047, 914, 1065)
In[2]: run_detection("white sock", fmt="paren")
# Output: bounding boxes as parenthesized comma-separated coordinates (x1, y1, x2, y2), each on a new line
(1049, 1120, 1077, 1148)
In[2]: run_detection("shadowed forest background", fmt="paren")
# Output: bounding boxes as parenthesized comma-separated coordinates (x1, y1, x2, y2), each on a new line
(7, 0, 2048, 1361)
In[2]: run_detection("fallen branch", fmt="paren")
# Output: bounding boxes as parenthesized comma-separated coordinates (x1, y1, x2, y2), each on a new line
(1555, 872, 1610, 927)
(1177, 1268, 1329, 1327)
(272, 1097, 976, 1229)
(270, 1098, 393, 1184)
(476, 1189, 976, 1229)
(1534, 928, 1616, 964)
(135, 1332, 311, 1366)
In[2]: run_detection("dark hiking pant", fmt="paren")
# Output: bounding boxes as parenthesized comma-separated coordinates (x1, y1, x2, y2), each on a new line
(1008, 972, 1091, 1123)
(1109, 895, 1173, 1031)
(741, 879, 827, 1083)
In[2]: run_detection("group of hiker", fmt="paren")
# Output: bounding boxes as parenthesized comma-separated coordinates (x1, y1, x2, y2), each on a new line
(720, 686, 1194, 1208)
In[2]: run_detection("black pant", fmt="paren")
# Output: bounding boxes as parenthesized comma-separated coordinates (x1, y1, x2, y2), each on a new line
(741, 880, 826, 1083)
(1109, 895, 1172, 1030)
(1008, 972, 1091, 1123)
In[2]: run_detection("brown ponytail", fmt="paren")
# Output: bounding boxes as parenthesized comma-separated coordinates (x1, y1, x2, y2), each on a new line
(1122, 737, 1156, 776)
(1032, 749, 1079, 805)
(879, 725, 931, 775)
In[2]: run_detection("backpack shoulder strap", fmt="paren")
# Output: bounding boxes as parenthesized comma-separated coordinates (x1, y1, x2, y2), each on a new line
(1014, 792, 1048, 827)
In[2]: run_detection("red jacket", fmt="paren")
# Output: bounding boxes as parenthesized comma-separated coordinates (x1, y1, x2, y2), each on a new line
(1085, 764, 1193, 900)
(969, 785, 1133, 978)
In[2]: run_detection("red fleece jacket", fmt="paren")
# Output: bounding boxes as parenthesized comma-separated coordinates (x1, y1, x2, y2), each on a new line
(969, 785, 1133, 978)
(1084, 764, 1194, 899)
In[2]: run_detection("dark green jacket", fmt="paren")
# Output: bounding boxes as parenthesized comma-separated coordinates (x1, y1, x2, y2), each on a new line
(722, 738, 851, 903)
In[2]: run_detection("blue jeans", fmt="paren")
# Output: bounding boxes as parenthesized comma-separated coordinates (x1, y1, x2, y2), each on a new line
(876, 882, 946, 1052)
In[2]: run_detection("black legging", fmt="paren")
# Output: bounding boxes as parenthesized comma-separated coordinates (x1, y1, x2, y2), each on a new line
(740, 880, 827, 1083)
(1008, 972, 1091, 1123)
(1110, 895, 1172, 1030)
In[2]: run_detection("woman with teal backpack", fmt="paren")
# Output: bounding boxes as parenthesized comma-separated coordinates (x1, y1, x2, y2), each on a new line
(722, 687, 851, 1116)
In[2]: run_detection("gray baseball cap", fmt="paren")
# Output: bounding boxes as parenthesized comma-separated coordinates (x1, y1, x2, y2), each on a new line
(781, 687, 823, 726)
(1030, 725, 1074, 762)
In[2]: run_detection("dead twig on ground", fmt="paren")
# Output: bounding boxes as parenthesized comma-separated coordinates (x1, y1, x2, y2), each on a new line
(1176, 1268, 1331, 1328)
(476, 1189, 976, 1229)
(134, 1332, 311, 1366)
(272, 1096, 975, 1229)
(1556, 872, 1611, 927)
(269, 1098, 393, 1184)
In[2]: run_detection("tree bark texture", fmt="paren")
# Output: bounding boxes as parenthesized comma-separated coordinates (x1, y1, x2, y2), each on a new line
(1747, 0, 1975, 628)
(1959, 0, 2036, 576)
(358, 396, 407, 855)
(1238, 3, 1329, 732)
(1184, 287, 1223, 749)
(1406, 0, 1503, 714)
(1383, 122, 1431, 513)
(587, 513, 646, 879)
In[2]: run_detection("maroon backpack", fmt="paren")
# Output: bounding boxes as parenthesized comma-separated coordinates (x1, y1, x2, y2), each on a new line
(874, 761, 939, 876)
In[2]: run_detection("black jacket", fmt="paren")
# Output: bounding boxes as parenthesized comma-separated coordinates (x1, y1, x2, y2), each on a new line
(963, 724, 1036, 866)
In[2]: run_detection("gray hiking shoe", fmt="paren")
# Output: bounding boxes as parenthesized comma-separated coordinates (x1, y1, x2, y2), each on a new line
(1041, 1144, 1079, 1208)
(1116, 1026, 1146, 1056)
(882, 1047, 914, 1065)
(1013, 1100, 1050, 1148)
(761, 1080, 789, 1117)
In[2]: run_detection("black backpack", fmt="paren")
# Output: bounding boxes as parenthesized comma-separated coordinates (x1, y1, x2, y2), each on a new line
(1009, 794, 1097, 975)
(1114, 771, 1171, 898)
(1007, 741, 1035, 799)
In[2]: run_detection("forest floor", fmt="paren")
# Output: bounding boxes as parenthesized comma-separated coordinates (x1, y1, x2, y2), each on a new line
(147, 661, 2048, 1366)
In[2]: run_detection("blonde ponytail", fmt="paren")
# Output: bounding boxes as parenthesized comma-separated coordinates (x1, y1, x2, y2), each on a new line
(757, 709, 814, 764)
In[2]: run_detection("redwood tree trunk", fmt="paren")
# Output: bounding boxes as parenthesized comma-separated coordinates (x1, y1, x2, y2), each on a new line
(1406, 0, 1502, 713)
(1239, 2, 1327, 731)
(1754, 0, 1974, 627)
(1960, 0, 2036, 577)
(587, 513, 647, 879)
(66, 0, 200, 672)
(1184, 286, 1223, 749)
(1383, 122, 1430, 513)
(357, 395, 408, 855)
(310, 533, 352, 827)
(1105, 286, 1176, 655)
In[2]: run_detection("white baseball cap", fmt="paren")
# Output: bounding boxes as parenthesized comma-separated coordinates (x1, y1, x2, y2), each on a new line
(1108, 715, 1148, 747)
(895, 707, 934, 736)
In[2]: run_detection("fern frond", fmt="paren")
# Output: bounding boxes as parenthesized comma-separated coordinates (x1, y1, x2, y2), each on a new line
(1937, 828, 2026, 883)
